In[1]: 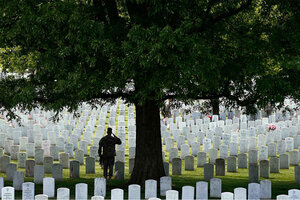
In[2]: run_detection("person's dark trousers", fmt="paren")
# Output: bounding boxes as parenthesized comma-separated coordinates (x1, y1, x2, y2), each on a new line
(103, 157, 115, 178)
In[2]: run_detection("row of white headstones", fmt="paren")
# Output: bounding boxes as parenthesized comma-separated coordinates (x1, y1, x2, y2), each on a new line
(1, 176, 300, 200)
(0, 103, 300, 172)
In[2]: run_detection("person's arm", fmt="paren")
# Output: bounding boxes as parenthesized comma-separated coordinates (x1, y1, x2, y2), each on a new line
(98, 139, 103, 156)
(113, 134, 122, 145)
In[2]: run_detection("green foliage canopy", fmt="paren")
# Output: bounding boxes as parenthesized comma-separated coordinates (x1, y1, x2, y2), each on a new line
(0, 0, 299, 116)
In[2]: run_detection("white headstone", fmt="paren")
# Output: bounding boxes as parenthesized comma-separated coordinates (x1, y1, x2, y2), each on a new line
(75, 183, 88, 200)
(221, 192, 233, 200)
(234, 187, 246, 200)
(13, 171, 24, 190)
(35, 194, 48, 200)
(260, 180, 271, 199)
(57, 188, 70, 200)
(111, 188, 124, 200)
(160, 176, 172, 196)
(145, 179, 157, 199)
(276, 195, 290, 200)
(91, 196, 104, 200)
(248, 183, 260, 200)
(182, 186, 194, 200)
(0, 178, 3, 197)
(180, 144, 190, 159)
(43, 178, 55, 198)
(22, 182, 35, 200)
(259, 146, 268, 161)
(1, 187, 14, 200)
(203, 138, 211, 153)
(196, 181, 208, 200)
(166, 190, 178, 200)
(210, 178, 222, 198)
(128, 184, 141, 200)
(288, 189, 300, 200)
(94, 178, 106, 197)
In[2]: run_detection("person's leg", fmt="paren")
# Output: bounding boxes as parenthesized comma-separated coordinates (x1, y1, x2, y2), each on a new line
(103, 158, 108, 179)
(108, 157, 115, 179)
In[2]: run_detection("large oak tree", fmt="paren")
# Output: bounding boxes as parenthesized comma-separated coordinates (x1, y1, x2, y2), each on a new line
(0, 0, 299, 184)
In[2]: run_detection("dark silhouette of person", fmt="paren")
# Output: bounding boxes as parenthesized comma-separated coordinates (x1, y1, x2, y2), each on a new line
(98, 127, 122, 180)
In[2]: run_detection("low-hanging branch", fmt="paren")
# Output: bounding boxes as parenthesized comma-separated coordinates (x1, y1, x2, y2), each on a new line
(196, 0, 253, 33)
(211, 0, 253, 23)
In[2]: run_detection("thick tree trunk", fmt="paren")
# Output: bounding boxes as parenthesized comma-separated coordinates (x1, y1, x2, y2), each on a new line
(128, 100, 165, 186)
(211, 98, 220, 115)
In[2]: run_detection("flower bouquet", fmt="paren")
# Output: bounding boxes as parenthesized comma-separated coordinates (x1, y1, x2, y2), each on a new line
(268, 124, 276, 131)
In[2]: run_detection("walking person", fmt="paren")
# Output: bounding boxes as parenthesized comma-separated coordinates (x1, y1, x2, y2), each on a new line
(98, 127, 122, 180)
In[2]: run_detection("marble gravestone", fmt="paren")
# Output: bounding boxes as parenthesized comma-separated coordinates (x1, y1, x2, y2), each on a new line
(204, 163, 214, 181)
(13, 171, 24, 191)
(0, 177, 3, 198)
(172, 158, 182, 175)
(25, 160, 35, 177)
(210, 178, 222, 198)
(145, 179, 157, 199)
(160, 176, 172, 196)
(227, 156, 237, 172)
(75, 183, 88, 200)
(22, 182, 35, 200)
(57, 188, 70, 200)
(17, 153, 27, 168)
(70, 160, 80, 178)
(86, 157, 95, 174)
(94, 178, 106, 197)
(248, 183, 260, 200)
(128, 184, 141, 200)
(34, 166, 44, 184)
(221, 192, 233, 200)
(1, 187, 14, 200)
(182, 186, 194, 200)
(196, 181, 208, 200)
(0, 156, 10, 173)
(197, 152, 207, 167)
(260, 160, 270, 178)
(43, 178, 55, 198)
(260, 180, 271, 199)
(270, 157, 280, 173)
(52, 164, 63, 181)
(44, 157, 53, 174)
(185, 156, 194, 171)
(166, 190, 179, 200)
(35, 194, 48, 200)
(249, 163, 259, 183)
(234, 187, 247, 200)
(215, 158, 225, 176)
(6, 164, 17, 181)
(115, 161, 125, 180)
(111, 188, 124, 200)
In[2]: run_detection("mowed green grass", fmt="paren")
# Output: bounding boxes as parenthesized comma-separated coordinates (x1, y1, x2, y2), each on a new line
(1, 101, 300, 199)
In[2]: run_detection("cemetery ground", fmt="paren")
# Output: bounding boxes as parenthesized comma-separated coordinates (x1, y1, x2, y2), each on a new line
(1, 102, 300, 199)
(1, 142, 300, 199)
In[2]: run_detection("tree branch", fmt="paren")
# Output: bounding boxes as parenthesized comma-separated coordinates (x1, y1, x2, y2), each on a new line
(163, 92, 225, 101)
(194, 0, 253, 33)
(93, 0, 107, 23)
(125, 0, 149, 26)
(199, 0, 222, 32)
(103, 0, 120, 24)
(211, 0, 253, 24)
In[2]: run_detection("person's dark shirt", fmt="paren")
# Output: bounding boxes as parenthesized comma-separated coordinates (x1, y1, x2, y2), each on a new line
(98, 134, 122, 158)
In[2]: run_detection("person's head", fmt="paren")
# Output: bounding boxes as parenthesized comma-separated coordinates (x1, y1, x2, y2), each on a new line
(107, 127, 112, 135)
